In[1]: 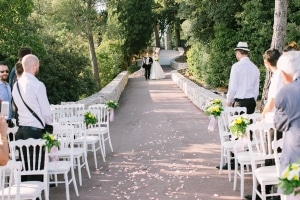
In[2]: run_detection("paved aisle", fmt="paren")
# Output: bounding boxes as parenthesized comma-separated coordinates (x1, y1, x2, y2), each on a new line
(50, 67, 251, 199)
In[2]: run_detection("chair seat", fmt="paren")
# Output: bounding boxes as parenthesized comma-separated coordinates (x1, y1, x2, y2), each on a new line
(223, 140, 235, 149)
(255, 166, 279, 183)
(48, 161, 71, 172)
(75, 136, 99, 144)
(1, 181, 43, 197)
(87, 127, 108, 135)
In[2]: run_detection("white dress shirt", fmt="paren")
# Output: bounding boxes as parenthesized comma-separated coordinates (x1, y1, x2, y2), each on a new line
(227, 57, 260, 104)
(12, 72, 52, 128)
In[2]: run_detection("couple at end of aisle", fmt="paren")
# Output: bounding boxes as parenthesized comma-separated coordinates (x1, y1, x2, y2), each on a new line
(142, 52, 165, 80)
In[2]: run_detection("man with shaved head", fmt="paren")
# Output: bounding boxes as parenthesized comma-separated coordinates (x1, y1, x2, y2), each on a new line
(12, 54, 52, 182)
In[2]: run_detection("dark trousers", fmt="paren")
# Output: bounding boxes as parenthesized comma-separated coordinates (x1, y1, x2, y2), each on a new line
(233, 97, 256, 114)
(144, 65, 152, 80)
(15, 127, 45, 182)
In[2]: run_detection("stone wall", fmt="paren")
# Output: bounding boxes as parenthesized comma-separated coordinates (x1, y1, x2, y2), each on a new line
(170, 57, 188, 70)
(171, 70, 225, 111)
(76, 71, 129, 107)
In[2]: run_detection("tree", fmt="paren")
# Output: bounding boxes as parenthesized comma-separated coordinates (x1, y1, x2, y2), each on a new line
(113, 0, 153, 65)
(260, 0, 288, 111)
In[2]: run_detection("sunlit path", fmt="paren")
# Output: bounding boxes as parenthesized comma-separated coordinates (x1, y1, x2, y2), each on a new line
(49, 52, 252, 200)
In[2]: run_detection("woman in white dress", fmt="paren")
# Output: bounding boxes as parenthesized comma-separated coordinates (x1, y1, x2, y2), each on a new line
(150, 53, 165, 80)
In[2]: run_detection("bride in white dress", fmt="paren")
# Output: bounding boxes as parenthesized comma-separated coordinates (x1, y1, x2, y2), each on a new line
(150, 53, 165, 80)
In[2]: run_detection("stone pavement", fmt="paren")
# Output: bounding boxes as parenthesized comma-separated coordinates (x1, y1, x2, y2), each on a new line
(49, 64, 253, 200)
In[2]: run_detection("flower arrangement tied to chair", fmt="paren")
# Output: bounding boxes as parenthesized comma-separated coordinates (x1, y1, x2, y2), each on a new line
(205, 99, 224, 131)
(105, 100, 119, 121)
(84, 111, 98, 128)
(279, 162, 300, 196)
(43, 132, 60, 161)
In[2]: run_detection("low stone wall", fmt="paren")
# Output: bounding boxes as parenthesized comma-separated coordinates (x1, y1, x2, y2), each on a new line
(76, 71, 129, 107)
(170, 57, 188, 70)
(171, 70, 225, 111)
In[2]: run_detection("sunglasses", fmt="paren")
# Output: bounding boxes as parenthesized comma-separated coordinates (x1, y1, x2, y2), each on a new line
(0, 70, 9, 73)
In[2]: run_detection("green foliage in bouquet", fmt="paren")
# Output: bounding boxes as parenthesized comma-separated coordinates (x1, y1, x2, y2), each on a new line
(42, 132, 60, 152)
(105, 100, 119, 109)
(279, 162, 300, 196)
(205, 99, 224, 118)
(229, 116, 250, 138)
(84, 111, 98, 125)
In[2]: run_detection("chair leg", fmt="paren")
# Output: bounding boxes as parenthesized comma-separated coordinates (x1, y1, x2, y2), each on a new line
(227, 152, 232, 182)
(252, 175, 257, 200)
(71, 166, 79, 196)
(93, 144, 98, 169)
(241, 165, 245, 199)
(233, 159, 238, 191)
(64, 173, 70, 200)
(261, 184, 266, 200)
(219, 147, 224, 175)
(76, 156, 82, 186)
(84, 152, 91, 179)
(107, 132, 113, 152)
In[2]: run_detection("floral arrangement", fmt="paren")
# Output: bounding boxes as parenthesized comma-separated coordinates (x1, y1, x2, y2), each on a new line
(279, 162, 300, 196)
(154, 57, 159, 61)
(84, 111, 98, 125)
(105, 100, 119, 109)
(42, 132, 60, 152)
(229, 116, 250, 138)
(205, 99, 224, 118)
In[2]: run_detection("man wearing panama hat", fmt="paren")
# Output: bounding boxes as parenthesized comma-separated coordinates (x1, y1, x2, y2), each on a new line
(226, 41, 260, 114)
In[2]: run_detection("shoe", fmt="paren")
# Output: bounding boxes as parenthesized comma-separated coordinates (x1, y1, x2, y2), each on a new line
(216, 161, 235, 170)
(49, 183, 56, 188)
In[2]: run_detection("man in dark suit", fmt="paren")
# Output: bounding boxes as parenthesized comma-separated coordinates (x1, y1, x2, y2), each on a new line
(142, 52, 153, 80)
(274, 51, 300, 174)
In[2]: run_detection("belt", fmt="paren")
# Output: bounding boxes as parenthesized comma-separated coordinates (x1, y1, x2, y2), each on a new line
(234, 97, 254, 101)
(18, 126, 45, 132)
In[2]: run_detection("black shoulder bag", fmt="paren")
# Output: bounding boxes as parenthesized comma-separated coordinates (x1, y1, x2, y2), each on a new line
(16, 82, 53, 133)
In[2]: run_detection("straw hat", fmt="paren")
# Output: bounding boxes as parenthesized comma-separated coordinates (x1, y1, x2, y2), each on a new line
(234, 41, 250, 51)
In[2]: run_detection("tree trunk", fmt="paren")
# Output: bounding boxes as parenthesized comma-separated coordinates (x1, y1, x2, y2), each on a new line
(174, 18, 181, 49)
(87, 32, 101, 90)
(260, 0, 288, 112)
(87, 0, 101, 90)
(154, 23, 160, 48)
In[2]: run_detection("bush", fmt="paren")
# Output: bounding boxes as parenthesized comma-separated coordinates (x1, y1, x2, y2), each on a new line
(128, 64, 140, 74)
(96, 40, 124, 88)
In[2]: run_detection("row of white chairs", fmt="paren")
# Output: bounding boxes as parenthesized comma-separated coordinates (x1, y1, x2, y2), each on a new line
(217, 107, 283, 200)
(0, 103, 114, 200)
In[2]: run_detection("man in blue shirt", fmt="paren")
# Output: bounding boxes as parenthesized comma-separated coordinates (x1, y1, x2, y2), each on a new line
(0, 62, 14, 127)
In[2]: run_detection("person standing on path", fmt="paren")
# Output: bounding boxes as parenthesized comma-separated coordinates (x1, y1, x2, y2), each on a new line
(226, 41, 260, 114)
(9, 47, 32, 90)
(274, 51, 300, 174)
(0, 62, 14, 127)
(12, 54, 52, 182)
(142, 52, 153, 80)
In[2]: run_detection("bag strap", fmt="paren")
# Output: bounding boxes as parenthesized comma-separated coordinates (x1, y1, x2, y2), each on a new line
(16, 82, 45, 127)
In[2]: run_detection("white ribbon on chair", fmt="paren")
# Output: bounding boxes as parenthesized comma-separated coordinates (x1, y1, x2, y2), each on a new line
(208, 116, 218, 132)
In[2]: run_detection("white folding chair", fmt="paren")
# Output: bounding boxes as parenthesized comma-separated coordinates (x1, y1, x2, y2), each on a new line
(58, 117, 91, 186)
(10, 138, 49, 200)
(217, 107, 247, 181)
(217, 111, 235, 181)
(86, 104, 113, 162)
(48, 124, 79, 200)
(0, 160, 22, 200)
(234, 122, 276, 199)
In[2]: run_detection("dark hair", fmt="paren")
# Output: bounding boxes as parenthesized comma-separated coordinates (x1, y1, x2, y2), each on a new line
(18, 47, 32, 60)
(0, 61, 7, 65)
(283, 41, 299, 52)
(15, 61, 24, 77)
(236, 49, 249, 55)
(263, 49, 281, 66)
